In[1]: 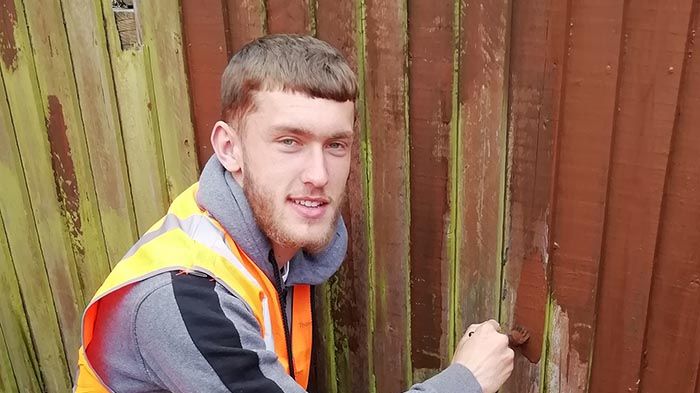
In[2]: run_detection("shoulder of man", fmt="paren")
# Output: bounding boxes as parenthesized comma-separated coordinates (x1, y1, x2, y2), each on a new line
(88, 271, 304, 393)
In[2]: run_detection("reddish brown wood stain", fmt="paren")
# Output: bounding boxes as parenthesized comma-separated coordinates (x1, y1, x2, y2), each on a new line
(457, 0, 510, 333)
(407, 0, 453, 374)
(266, 0, 311, 35)
(0, 0, 18, 70)
(315, 0, 370, 390)
(638, 3, 700, 390)
(502, 0, 568, 389)
(364, 0, 410, 389)
(588, 0, 695, 391)
(512, 251, 547, 363)
(46, 96, 83, 255)
(548, 1, 625, 389)
(224, 0, 265, 54)
(181, 0, 229, 168)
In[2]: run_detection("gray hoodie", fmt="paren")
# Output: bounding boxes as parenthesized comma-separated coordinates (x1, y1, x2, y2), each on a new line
(84, 156, 481, 393)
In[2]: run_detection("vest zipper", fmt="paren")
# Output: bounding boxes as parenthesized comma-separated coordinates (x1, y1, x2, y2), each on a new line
(269, 251, 296, 380)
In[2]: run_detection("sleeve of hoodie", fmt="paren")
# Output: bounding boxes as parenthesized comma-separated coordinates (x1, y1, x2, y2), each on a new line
(136, 272, 482, 393)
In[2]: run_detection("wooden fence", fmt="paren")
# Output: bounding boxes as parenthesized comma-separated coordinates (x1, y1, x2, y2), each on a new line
(1, 0, 699, 392)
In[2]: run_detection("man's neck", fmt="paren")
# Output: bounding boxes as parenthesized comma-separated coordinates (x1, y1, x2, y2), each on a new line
(271, 244, 298, 269)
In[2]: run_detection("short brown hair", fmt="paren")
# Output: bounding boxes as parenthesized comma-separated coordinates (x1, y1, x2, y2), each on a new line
(221, 34, 357, 125)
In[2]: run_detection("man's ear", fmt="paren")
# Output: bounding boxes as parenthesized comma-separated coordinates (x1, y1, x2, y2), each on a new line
(211, 121, 243, 175)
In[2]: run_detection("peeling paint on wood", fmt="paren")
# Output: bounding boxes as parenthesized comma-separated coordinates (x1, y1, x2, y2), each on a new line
(545, 302, 589, 393)
(46, 95, 83, 256)
(61, 0, 139, 265)
(456, 0, 510, 339)
(0, 0, 18, 70)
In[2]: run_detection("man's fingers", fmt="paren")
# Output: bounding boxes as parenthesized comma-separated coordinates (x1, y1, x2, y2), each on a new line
(477, 319, 500, 332)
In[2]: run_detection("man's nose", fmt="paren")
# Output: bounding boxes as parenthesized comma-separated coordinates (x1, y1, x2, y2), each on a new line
(301, 146, 329, 188)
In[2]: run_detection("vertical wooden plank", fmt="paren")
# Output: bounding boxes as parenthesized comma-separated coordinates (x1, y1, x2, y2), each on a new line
(364, 0, 411, 390)
(266, 0, 312, 34)
(0, 321, 19, 393)
(639, 3, 700, 390)
(224, 0, 266, 54)
(588, 1, 695, 392)
(101, 1, 169, 235)
(314, 0, 368, 391)
(138, 0, 200, 198)
(455, 0, 510, 352)
(0, 0, 84, 389)
(61, 0, 139, 265)
(181, 0, 229, 168)
(499, 0, 569, 390)
(0, 208, 41, 392)
(23, 0, 113, 300)
(544, 0, 626, 391)
(406, 0, 454, 381)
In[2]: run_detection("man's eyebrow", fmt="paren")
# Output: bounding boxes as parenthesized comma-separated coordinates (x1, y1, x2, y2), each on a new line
(271, 125, 353, 139)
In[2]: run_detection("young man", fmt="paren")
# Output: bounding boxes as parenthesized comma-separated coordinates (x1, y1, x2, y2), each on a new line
(74, 35, 513, 393)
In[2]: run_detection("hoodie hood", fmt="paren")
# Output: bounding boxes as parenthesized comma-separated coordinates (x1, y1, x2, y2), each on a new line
(196, 155, 348, 287)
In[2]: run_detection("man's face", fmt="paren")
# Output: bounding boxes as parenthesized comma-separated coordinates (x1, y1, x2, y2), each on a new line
(235, 90, 354, 253)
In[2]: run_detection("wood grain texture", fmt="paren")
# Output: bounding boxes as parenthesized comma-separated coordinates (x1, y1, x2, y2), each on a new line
(455, 0, 510, 335)
(0, 0, 81, 389)
(101, 1, 169, 235)
(138, 0, 200, 199)
(181, 0, 229, 167)
(545, 0, 625, 391)
(0, 321, 19, 393)
(500, 0, 568, 390)
(638, 2, 700, 390)
(406, 0, 454, 380)
(266, 0, 312, 34)
(589, 0, 695, 391)
(62, 0, 139, 266)
(224, 0, 266, 54)
(364, 0, 411, 389)
(23, 0, 112, 300)
(0, 121, 42, 392)
(315, 0, 369, 391)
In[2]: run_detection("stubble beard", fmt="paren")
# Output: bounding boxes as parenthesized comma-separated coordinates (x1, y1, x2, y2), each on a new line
(243, 171, 344, 254)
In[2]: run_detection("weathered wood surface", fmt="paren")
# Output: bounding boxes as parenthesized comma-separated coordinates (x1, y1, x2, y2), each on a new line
(407, 0, 454, 381)
(62, 0, 139, 267)
(138, 0, 200, 198)
(455, 0, 510, 345)
(3, 0, 700, 391)
(315, 0, 370, 391)
(181, 0, 229, 167)
(0, 0, 199, 389)
(363, 0, 412, 390)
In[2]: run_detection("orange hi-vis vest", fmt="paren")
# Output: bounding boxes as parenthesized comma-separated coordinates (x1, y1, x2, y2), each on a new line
(74, 183, 312, 392)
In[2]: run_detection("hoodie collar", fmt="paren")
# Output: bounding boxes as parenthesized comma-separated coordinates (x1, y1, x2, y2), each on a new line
(196, 156, 348, 287)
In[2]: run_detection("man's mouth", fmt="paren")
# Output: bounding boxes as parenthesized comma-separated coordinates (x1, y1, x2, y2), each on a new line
(293, 199, 325, 208)
(288, 197, 330, 219)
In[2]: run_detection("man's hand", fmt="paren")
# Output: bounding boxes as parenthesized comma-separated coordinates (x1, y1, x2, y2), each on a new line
(452, 319, 514, 393)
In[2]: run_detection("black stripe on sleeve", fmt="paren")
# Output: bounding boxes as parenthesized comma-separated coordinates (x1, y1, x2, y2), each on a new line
(171, 272, 284, 393)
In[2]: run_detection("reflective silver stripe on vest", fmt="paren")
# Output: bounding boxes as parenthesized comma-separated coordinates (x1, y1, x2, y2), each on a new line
(123, 212, 276, 352)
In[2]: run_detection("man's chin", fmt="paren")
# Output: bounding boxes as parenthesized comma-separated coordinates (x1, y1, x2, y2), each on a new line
(283, 226, 335, 254)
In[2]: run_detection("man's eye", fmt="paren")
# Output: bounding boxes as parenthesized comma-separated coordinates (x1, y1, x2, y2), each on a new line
(280, 139, 297, 146)
(328, 142, 345, 149)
